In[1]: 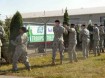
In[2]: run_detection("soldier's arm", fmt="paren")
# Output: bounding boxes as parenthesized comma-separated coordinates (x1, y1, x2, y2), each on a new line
(63, 26, 70, 34)
(12, 37, 22, 46)
(64, 25, 69, 31)
(21, 34, 28, 44)
(63, 27, 68, 34)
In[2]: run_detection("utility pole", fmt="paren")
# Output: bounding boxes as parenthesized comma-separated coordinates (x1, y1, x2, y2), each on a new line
(39, 11, 50, 53)
(40, 17, 50, 53)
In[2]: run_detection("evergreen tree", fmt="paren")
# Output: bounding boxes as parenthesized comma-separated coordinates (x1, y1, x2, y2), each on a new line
(8, 11, 23, 63)
(63, 8, 70, 50)
(1, 18, 11, 63)
(10, 11, 23, 40)
(5, 18, 11, 41)
(63, 8, 69, 25)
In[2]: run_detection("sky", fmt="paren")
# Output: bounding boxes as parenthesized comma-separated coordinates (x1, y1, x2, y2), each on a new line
(1, 0, 105, 20)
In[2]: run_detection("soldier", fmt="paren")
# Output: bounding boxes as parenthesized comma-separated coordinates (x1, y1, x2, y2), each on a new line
(11, 27, 31, 71)
(79, 24, 90, 59)
(65, 24, 78, 63)
(93, 24, 100, 56)
(52, 20, 67, 65)
(0, 25, 5, 64)
(99, 25, 104, 53)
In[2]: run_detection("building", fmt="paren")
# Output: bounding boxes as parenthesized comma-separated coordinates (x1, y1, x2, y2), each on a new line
(21, 7, 105, 25)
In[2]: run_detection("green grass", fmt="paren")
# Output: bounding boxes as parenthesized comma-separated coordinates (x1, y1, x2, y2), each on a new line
(0, 52, 105, 78)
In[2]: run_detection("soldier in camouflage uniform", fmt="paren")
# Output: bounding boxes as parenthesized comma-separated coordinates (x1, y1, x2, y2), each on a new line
(93, 24, 100, 56)
(0, 25, 5, 63)
(99, 25, 104, 53)
(65, 24, 78, 63)
(79, 24, 90, 59)
(11, 27, 31, 71)
(52, 20, 67, 65)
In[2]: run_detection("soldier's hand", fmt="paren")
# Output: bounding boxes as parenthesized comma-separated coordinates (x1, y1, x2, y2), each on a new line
(63, 25, 67, 28)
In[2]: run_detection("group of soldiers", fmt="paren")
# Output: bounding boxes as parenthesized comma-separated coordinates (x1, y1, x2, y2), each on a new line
(0, 20, 105, 71)
(52, 20, 105, 65)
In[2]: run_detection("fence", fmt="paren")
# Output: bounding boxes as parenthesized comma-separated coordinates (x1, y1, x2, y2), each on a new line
(24, 20, 104, 54)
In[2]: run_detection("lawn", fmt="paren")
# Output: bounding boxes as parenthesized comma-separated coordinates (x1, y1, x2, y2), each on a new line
(0, 52, 105, 78)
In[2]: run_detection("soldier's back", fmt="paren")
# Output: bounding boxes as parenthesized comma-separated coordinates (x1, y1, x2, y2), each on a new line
(93, 27, 100, 41)
(69, 28, 77, 43)
(80, 28, 90, 42)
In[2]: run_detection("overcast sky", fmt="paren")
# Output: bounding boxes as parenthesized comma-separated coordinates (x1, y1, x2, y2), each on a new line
(1, 0, 105, 20)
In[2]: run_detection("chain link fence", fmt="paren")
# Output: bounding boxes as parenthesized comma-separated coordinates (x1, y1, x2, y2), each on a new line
(25, 20, 104, 55)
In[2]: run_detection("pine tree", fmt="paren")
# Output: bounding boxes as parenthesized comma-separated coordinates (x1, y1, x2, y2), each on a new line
(63, 8, 69, 25)
(10, 11, 23, 40)
(1, 18, 11, 63)
(8, 11, 23, 63)
(63, 8, 70, 50)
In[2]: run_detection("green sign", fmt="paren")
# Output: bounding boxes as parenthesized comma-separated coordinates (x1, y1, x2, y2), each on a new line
(27, 25, 54, 42)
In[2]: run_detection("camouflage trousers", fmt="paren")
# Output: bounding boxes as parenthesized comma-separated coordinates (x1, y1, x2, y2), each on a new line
(68, 42, 77, 62)
(52, 40, 65, 61)
(100, 39, 104, 49)
(82, 40, 90, 59)
(12, 47, 30, 71)
(93, 40, 100, 56)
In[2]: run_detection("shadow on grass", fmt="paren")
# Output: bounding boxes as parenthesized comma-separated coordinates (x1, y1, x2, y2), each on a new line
(31, 63, 61, 69)
(0, 63, 61, 75)
(55, 57, 87, 62)
(94, 58, 105, 61)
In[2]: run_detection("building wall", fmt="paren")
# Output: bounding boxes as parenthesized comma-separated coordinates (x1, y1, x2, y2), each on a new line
(23, 13, 105, 25)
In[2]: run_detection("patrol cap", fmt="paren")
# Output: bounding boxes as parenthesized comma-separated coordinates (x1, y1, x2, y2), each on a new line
(100, 24, 103, 26)
(20, 27, 28, 32)
(81, 24, 86, 27)
(71, 24, 75, 26)
(55, 20, 60, 23)
(94, 24, 98, 26)
(71, 24, 75, 27)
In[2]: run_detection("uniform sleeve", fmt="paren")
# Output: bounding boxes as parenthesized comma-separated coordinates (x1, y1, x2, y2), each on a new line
(21, 33, 28, 44)
(64, 26, 74, 33)
(63, 27, 68, 34)
(10, 36, 20, 46)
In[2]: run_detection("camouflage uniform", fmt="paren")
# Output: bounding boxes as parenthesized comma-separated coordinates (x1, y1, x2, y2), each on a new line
(52, 26, 67, 63)
(0, 26, 5, 60)
(79, 28, 90, 59)
(99, 26, 104, 52)
(67, 27, 77, 62)
(12, 33, 30, 71)
(93, 26, 100, 56)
